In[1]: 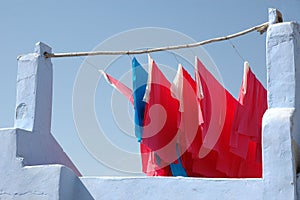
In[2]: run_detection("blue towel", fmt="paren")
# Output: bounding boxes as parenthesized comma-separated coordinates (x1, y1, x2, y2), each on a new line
(132, 57, 148, 142)
(170, 144, 187, 176)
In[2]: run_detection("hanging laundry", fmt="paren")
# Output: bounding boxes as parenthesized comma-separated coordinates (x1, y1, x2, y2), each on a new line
(100, 56, 266, 178)
(99, 70, 134, 104)
(99, 62, 171, 176)
(170, 64, 202, 176)
(140, 142, 172, 176)
(169, 64, 202, 177)
(195, 64, 204, 126)
(169, 143, 188, 176)
(229, 61, 267, 178)
(142, 55, 179, 169)
(170, 61, 231, 177)
(178, 62, 205, 177)
(132, 57, 148, 142)
(190, 57, 237, 177)
(131, 57, 171, 176)
(171, 64, 199, 154)
(99, 64, 187, 176)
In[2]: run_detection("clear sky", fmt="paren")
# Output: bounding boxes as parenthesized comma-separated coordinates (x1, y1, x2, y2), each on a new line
(0, 0, 299, 176)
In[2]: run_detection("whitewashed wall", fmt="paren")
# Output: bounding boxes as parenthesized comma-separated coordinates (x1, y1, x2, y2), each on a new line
(0, 43, 93, 199)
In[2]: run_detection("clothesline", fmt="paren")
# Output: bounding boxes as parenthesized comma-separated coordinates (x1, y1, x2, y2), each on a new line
(44, 22, 269, 58)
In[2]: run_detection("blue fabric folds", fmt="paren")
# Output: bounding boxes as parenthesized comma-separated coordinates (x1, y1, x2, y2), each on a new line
(132, 57, 148, 142)
(170, 144, 187, 177)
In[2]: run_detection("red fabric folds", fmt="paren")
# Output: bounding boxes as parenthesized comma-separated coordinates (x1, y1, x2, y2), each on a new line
(229, 62, 267, 177)
(141, 56, 179, 174)
(140, 58, 266, 178)
(171, 64, 199, 157)
(192, 59, 266, 178)
(190, 58, 238, 177)
(100, 57, 267, 178)
(140, 143, 172, 176)
(170, 64, 203, 176)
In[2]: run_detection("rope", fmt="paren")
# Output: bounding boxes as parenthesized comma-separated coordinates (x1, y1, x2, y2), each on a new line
(228, 39, 245, 62)
(44, 22, 269, 59)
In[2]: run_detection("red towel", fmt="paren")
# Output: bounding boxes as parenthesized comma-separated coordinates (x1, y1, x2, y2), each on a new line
(189, 57, 238, 177)
(229, 62, 267, 177)
(141, 56, 179, 172)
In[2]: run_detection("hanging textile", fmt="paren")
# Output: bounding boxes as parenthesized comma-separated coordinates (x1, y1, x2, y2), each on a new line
(140, 142, 172, 176)
(170, 61, 230, 177)
(171, 64, 200, 155)
(141, 56, 190, 176)
(169, 143, 188, 176)
(169, 64, 201, 177)
(170, 64, 204, 176)
(190, 57, 234, 177)
(229, 61, 267, 177)
(142, 56, 179, 165)
(132, 57, 172, 176)
(99, 61, 174, 176)
(132, 57, 148, 142)
(99, 70, 134, 104)
(100, 56, 266, 178)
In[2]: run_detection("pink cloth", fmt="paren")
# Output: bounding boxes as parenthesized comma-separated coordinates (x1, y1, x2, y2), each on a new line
(99, 70, 134, 104)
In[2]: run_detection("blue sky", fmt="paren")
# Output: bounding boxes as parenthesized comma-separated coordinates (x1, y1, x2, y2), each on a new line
(0, 1, 299, 176)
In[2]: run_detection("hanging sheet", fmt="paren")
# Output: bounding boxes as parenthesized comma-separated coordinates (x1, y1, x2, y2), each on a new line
(142, 56, 179, 166)
(132, 57, 148, 142)
(100, 57, 267, 178)
(229, 62, 267, 177)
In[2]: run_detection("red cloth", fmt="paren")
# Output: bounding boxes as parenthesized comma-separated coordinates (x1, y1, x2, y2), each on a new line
(229, 63, 267, 177)
(171, 65, 200, 157)
(190, 58, 239, 177)
(141, 57, 179, 173)
(100, 69, 173, 176)
(192, 59, 267, 178)
(170, 65, 205, 177)
(100, 59, 266, 178)
(140, 143, 172, 176)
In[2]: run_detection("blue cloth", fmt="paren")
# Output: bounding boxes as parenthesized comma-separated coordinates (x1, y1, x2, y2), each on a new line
(170, 144, 187, 177)
(132, 57, 148, 142)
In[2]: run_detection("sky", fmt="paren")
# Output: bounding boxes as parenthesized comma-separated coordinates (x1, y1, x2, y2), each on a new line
(0, 0, 299, 176)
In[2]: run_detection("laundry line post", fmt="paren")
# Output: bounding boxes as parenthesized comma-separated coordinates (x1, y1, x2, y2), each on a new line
(14, 42, 53, 133)
(262, 8, 300, 199)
